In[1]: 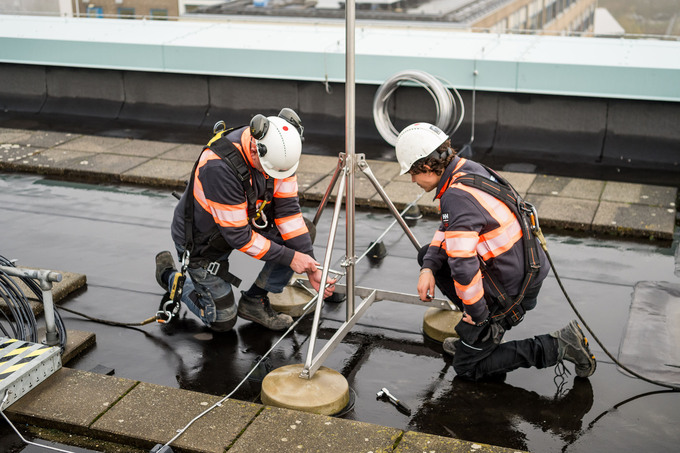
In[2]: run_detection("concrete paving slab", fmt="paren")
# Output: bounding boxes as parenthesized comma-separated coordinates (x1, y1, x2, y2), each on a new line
(52, 153, 149, 178)
(297, 171, 329, 196)
(498, 171, 537, 197)
(158, 143, 203, 161)
(363, 159, 402, 181)
(525, 194, 598, 231)
(395, 431, 524, 453)
(527, 174, 605, 200)
(60, 329, 96, 365)
(298, 154, 339, 175)
(121, 159, 192, 188)
(91, 382, 261, 452)
(106, 139, 181, 158)
(0, 143, 44, 167)
(0, 128, 32, 143)
(52, 135, 131, 153)
(6, 368, 137, 433)
(601, 181, 677, 207)
(373, 181, 439, 215)
(592, 201, 676, 240)
(14, 130, 79, 149)
(305, 173, 385, 204)
(23, 148, 92, 168)
(229, 405, 402, 453)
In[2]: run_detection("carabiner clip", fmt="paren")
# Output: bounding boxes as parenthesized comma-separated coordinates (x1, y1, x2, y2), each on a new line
(251, 201, 269, 229)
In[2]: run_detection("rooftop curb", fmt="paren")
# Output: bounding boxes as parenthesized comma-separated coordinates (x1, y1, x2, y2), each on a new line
(0, 127, 676, 242)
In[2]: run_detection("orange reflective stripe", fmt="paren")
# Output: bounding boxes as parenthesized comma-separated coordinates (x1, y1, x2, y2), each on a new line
(477, 219, 523, 261)
(238, 232, 270, 259)
(429, 230, 446, 249)
(275, 213, 308, 240)
(274, 176, 298, 198)
(192, 151, 249, 227)
(454, 270, 484, 305)
(452, 183, 513, 226)
(451, 182, 521, 260)
(445, 231, 479, 258)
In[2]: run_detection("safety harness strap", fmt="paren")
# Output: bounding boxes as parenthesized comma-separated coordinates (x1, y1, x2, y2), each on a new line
(209, 134, 259, 221)
(453, 166, 541, 325)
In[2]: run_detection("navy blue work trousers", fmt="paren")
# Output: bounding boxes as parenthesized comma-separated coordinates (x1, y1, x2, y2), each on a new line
(418, 246, 558, 381)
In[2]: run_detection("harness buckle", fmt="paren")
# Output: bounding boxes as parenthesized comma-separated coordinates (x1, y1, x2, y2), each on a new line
(206, 261, 220, 275)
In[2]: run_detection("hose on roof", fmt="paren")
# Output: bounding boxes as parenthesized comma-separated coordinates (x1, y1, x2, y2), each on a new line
(372, 69, 465, 146)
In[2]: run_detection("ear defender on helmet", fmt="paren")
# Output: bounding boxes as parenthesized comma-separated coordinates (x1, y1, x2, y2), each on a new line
(249, 110, 303, 179)
(278, 108, 304, 141)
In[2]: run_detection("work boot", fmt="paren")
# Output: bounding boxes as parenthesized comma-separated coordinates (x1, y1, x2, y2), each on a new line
(237, 291, 293, 331)
(442, 337, 459, 357)
(550, 320, 596, 378)
(155, 251, 177, 291)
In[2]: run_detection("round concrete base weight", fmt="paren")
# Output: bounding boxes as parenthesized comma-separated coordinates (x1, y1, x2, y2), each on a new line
(422, 307, 463, 343)
(269, 284, 315, 318)
(261, 364, 349, 416)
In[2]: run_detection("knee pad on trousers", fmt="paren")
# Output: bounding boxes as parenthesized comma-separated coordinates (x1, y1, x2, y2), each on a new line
(210, 292, 237, 332)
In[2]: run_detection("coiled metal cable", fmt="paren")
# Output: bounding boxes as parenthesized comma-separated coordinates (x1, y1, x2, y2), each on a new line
(373, 69, 465, 146)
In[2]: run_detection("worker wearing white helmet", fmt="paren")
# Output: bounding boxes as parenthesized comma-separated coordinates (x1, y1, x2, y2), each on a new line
(395, 122, 596, 382)
(155, 108, 335, 333)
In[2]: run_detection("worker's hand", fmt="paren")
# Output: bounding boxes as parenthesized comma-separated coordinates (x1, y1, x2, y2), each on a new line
(290, 251, 319, 274)
(307, 268, 336, 299)
(462, 312, 476, 325)
(417, 269, 436, 302)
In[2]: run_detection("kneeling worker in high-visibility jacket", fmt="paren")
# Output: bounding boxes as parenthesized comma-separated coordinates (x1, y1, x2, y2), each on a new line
(395, 122, 596, 381)
(155, 108, 335, 332)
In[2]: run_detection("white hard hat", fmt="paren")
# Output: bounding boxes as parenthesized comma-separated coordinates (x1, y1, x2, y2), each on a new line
(395, 122, 449, 175)
(250, 114, 303, 179)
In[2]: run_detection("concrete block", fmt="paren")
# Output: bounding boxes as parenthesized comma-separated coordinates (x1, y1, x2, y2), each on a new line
(158, 143, 202, 162)
(10, 130, 79, 149)
(44, 153, 148, 180)
(119, 72, 209, 127)
(108, 139, 179, 158)
(528, 175, 605, 200)
(0, 64, 46, 113)
(592, 201, 676, 241)
(395, 430, 522, 453)
(91, 382, 261, 452)
(54, 135, 130, 153)
(6, 368, 137, 434)
(121, 159, 193, 189)
(494, 93, 606, 161)
(525, 194, 597, 231)
(603, 99, 680, 171)
(42, 67, 124, 119)
(497, 171, 536, 197)
(601, 181, 677, 207)
(229, 405, 402, 453)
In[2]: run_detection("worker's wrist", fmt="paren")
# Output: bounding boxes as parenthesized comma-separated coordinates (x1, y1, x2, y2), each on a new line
(419, 268, 433, 275)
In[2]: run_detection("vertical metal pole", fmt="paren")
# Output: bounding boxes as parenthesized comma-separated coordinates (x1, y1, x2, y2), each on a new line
(345, 0, 356, 320)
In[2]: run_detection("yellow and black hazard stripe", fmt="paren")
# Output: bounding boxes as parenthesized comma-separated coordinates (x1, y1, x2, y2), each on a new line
(0, 339, 53, 382)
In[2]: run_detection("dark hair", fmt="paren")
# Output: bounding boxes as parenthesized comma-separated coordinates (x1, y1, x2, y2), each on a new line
(409, 139, 456, 176)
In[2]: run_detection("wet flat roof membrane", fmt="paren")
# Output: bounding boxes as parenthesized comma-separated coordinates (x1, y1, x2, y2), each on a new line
(1, 172, 679, 452)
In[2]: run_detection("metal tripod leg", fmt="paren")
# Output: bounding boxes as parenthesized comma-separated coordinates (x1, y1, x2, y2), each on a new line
(300, 154, 457, 379)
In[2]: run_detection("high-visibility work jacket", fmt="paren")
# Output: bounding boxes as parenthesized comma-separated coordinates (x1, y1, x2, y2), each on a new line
(170, 126, 313, 266)
(421, 156, 549, 323)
